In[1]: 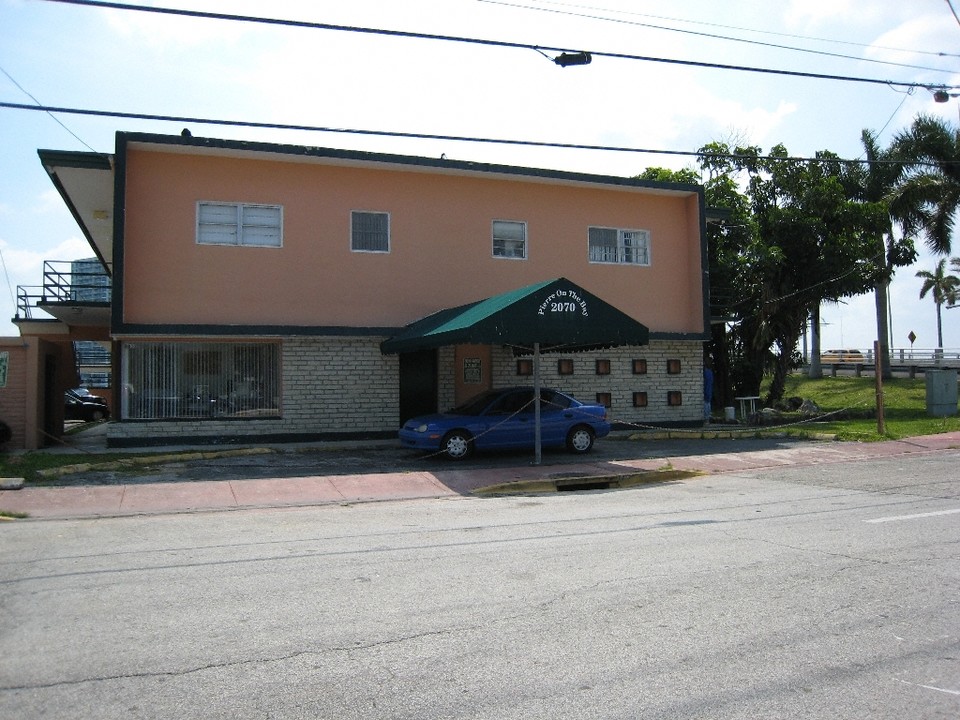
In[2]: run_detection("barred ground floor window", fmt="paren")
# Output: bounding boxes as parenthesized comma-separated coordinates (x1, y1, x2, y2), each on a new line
(121, 341, 281, 419)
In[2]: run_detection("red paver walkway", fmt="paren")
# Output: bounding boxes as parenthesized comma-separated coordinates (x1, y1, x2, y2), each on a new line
(2, 432, 958, 520)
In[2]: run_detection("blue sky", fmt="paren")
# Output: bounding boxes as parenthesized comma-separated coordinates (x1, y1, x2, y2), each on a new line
(1, 0, 959, 351)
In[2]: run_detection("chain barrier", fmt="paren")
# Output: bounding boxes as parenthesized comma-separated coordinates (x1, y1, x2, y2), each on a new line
(408, 388, 881, 459)
(604, 390, 879, 436)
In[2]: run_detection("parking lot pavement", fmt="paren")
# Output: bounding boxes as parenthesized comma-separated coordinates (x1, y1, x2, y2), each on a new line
(1, 430, 958, 520)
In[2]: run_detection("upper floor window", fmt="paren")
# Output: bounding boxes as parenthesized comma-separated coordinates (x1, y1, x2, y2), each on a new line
(197, 202, 282, 247)
(492, 220, 527, 259)
(351, 211, 390, 253)
(588, 226, 650, 266)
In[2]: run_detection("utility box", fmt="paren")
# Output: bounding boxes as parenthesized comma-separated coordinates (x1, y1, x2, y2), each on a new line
(925, 369, 959, 417)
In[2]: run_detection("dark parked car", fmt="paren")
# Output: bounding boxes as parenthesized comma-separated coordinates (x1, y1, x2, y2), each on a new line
(400, 386, 611, 460)
(65, 388, 110, 421)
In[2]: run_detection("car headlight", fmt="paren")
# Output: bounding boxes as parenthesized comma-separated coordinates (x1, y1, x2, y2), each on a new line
(414, 424, 429, 433)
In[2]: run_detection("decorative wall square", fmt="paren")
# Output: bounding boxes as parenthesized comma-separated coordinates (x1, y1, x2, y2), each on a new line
(558, 359, 574, 375)
(516, 359, 533, 376)
(667, 391, 683, 406)
(632, 359, 647, 374)
(596, 392, 612, 408)
(595, 359, 611, 375)
(667, 359, 682, 374)
(633, 391, 648, 407)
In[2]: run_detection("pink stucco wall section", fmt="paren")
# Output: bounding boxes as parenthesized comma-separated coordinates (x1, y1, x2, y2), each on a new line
(121, 148, 704, 333)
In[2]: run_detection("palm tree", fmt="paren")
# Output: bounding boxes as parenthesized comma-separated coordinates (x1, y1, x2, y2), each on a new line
(916, 258, 960, 349)
(852, 129, 914, 378)
(952, 257, 960, 309)
(892, 115, 960, 256)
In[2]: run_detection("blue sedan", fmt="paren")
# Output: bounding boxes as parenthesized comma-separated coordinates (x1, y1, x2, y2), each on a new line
(399, 387, 611, 460)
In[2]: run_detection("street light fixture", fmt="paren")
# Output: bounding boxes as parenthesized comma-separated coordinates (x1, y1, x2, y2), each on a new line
(554, 51, 592, 67)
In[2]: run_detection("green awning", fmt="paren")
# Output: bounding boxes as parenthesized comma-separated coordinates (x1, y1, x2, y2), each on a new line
(380, 278, 649, 354)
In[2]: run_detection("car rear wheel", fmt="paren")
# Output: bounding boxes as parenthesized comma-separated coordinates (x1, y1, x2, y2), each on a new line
(441, 430, 473, 460)
(566, 425, 595, 454)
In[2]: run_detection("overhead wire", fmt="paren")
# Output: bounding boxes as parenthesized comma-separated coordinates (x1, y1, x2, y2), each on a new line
(0, 65, 96, 152)
(40, 0, 960, 92)
(478, 0, 959, 75)
(948, 0, 960, 29)
(496, 0, 960, 59)
(0, 99, 940, 168)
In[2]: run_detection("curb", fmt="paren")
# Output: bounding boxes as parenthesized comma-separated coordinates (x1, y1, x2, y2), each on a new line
(34, 446, 277, 479)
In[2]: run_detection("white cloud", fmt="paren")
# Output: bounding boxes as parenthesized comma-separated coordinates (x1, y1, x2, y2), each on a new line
(0, 235, 94, 277)
(866, 13, 958, 67)
(784, 0, 859, 28)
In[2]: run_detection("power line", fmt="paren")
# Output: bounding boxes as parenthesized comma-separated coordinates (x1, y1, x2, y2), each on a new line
(0, 99, 934, 168)
(41, 0, 960, 93)
(479, 0, 958, 75)
(506, 0, 960, 60)
(948, 0, 960, 29)
(0, 65, 96, 152)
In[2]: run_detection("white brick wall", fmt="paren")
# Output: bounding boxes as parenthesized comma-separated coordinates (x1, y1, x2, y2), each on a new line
(488, 340, 704, 427)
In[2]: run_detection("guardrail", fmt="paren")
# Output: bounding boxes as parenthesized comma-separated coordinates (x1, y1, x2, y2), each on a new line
(815, 348, 960, 365)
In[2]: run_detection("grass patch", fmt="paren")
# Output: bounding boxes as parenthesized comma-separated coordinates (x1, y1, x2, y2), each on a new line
(760, 374, 960, 441)
(0, 509, 29, 519)
(0, 451, 163, 485)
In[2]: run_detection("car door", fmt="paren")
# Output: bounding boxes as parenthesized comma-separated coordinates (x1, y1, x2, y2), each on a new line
(536, 390, 575, 446)
(478, 390, 536, 448)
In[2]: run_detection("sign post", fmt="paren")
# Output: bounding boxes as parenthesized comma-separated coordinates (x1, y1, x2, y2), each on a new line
(874, 340, 885, 435)
(533, 342, 542, 466)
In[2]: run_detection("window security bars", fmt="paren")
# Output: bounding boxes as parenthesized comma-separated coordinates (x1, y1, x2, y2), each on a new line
(197, 202, 283, 247)
(351, 211, 390, 252)
(121, 342, 281, 420)
(588, 227, 651, 265)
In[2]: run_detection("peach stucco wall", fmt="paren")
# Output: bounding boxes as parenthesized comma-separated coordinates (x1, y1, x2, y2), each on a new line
(121, 148, 704, 333)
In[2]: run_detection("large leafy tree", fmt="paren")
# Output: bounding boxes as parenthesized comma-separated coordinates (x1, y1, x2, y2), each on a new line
(891, 115, 960, 255)
(636, 152, 762, 408)
(700, 144, 890, 402)
(916, 258, 960, 349)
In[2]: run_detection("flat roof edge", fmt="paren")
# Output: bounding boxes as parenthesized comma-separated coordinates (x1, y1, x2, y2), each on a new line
(116, 131, 702, 194)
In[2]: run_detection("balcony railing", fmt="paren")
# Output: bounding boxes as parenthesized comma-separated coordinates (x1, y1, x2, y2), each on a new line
(16, 260, 111, 320)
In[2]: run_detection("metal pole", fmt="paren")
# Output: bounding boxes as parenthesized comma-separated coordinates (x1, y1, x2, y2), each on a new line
(534, 342, 542, 466)
(874, 340, 885, 435)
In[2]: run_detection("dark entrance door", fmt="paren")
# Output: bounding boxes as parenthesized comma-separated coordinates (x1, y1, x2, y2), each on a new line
(399, 349, 438, 426)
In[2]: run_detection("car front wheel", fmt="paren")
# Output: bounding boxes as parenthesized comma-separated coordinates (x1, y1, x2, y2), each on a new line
(441, 430, 473, 460)
(566, 425, 595, 454)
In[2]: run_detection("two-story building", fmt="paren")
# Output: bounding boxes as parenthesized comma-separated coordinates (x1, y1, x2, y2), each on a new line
(9, 130, 709, 449)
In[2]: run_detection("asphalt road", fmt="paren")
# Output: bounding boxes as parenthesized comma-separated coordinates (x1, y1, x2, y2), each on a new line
(1, 450, 957, 719)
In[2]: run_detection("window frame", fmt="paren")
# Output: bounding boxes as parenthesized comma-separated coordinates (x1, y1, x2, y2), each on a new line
(588, 225, 651, 266)
(351, 210, 391, 254)
(492, 219, 527, 260)
(196, 201, 283, 248)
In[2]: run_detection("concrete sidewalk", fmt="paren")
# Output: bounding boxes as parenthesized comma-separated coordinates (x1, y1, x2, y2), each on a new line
(1, 431, 958, 520)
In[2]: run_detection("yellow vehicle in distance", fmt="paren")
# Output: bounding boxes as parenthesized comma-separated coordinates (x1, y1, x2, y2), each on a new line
(820, 349, 865, 363)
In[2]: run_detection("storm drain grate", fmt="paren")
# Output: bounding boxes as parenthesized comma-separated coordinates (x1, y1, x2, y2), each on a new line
(556, 479, 613, 492)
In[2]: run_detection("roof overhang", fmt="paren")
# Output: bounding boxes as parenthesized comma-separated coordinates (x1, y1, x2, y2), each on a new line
(381, 278, 649, 355)
(37, 150, 114, 272)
